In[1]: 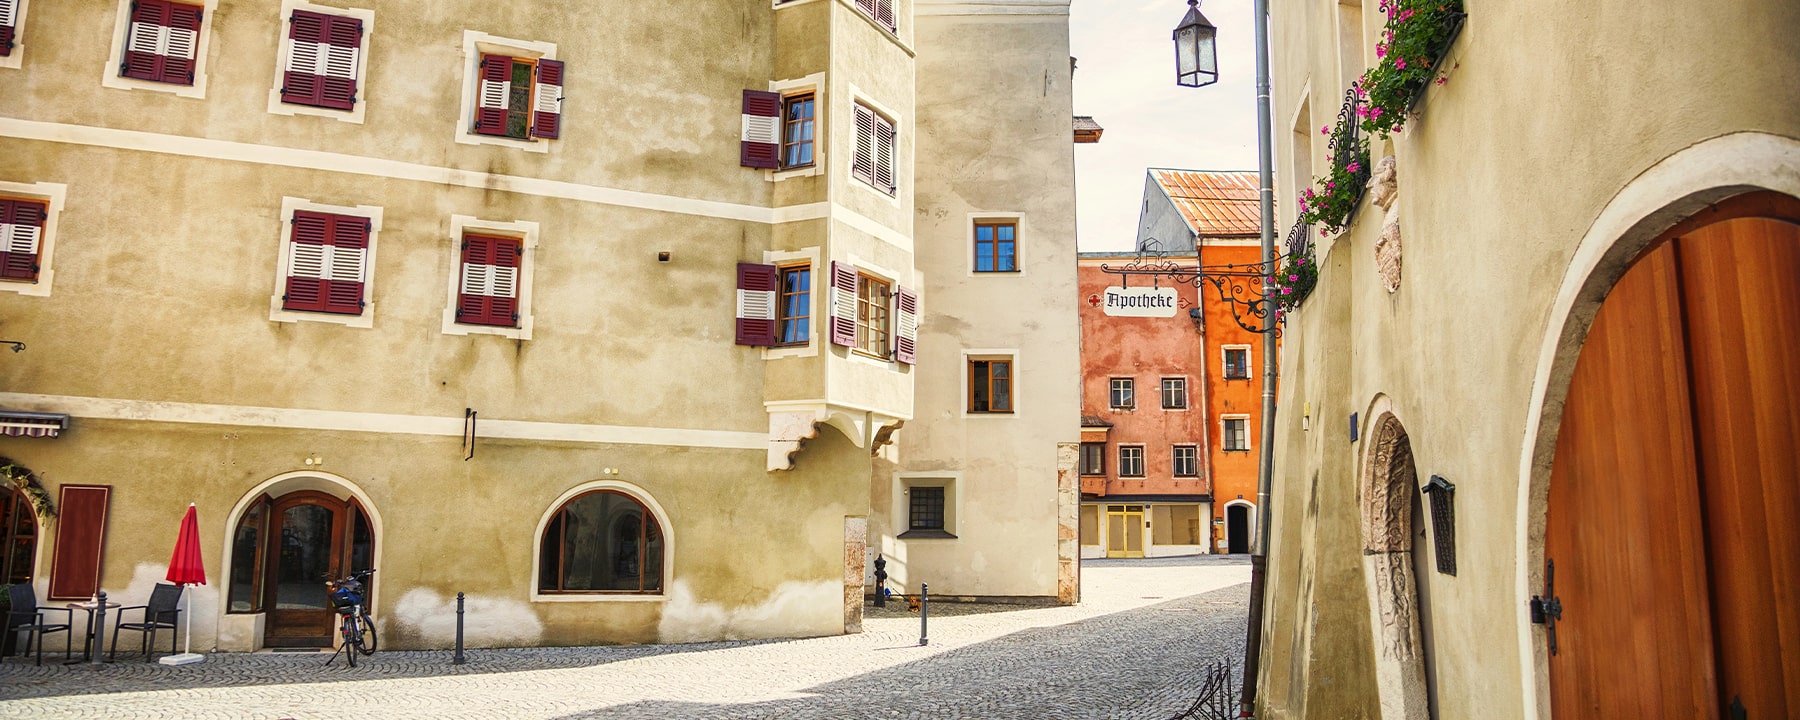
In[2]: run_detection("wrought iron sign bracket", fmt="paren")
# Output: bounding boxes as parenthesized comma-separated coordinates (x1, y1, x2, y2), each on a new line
(1098, 248, 1287, 336)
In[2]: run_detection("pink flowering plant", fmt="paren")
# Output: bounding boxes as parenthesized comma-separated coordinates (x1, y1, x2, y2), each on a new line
(1297, 123, 1370, 234)
(1359, 0, 1466, 138)
(1266, 248, 1318, 312)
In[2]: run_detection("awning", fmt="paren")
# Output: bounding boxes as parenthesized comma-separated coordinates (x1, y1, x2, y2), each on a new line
(0, 411, 69, 438)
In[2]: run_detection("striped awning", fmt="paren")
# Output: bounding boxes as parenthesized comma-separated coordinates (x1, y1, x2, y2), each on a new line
(0, 411, 68, 438)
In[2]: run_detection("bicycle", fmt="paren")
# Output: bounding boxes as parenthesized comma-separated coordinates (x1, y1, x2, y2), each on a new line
(325, 568, 377, 667)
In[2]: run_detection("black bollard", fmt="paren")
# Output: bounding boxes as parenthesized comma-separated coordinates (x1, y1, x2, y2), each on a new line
(453, 592, 466, 665)
(918, 582, 929, 647)
(92, 591, 108, 666)
(873, 556, 888, 608)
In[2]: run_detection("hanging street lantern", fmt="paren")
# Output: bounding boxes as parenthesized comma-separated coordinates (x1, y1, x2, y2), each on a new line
(1174, 0, 1219, 88)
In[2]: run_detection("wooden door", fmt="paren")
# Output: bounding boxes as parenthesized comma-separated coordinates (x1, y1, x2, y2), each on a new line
(1105, 505, 1145, 558)
(1548, 201, 1800, 718)
(263, 492, 345, 648)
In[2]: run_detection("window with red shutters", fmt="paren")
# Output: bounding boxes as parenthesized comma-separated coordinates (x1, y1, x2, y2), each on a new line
(735, 262, 780, 346)
(0, 197, 46, 283)
(473, 54, 565, 141)
(457, 233, 522, 327)
(281, 9, 362, 111)
(283, 210, 369, 315)
(121, 0, 203, 86)
(0, 0, 19, 58)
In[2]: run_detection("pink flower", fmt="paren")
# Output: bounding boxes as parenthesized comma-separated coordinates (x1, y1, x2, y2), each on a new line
(1288, 274, 1298, 282)
(1435, 76, 1448, 86)
(1321, 125, 1331, 135)
(1393, 124, 1405, 133)
(1327, 180, 1336, 190)
(1355, 84, 1368, 98)
(1347, 161, 1361, 173)
(1265, 276, 1276, 283)
(1296, 258, 1307, 266)
(1396, 57, 1408, 69)
(1281, 287, 1292, 295)
(1399, 9, 1414, 21)
(1376, 43, 1387, 58)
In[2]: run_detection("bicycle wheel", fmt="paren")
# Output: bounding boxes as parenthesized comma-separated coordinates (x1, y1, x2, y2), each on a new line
(358, 614, 378, 655)
(341, 617, 359, 668)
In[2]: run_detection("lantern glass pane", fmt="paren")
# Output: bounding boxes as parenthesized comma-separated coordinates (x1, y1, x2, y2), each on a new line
(1197, 33, 1216, 73)
(1175, 26, 1199, 76)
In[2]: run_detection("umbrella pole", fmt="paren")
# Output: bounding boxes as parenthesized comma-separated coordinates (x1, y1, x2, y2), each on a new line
(160, 586, 204, 665)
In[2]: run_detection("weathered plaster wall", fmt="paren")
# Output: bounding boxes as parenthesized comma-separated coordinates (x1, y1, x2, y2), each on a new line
(1260, 0, 1800, 718)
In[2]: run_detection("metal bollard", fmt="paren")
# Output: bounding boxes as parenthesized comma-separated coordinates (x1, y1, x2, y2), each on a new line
(92, 591, 108, 666)
(918, 583, 929, 647)
(453, 592, 466, 665)
(873, 556, 888, 608)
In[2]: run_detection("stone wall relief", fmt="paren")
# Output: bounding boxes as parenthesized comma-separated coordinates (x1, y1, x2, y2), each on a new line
(1369, 155, 1404, 293)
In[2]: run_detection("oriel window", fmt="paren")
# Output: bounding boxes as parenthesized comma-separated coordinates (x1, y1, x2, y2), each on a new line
(778, 265, 810, 345)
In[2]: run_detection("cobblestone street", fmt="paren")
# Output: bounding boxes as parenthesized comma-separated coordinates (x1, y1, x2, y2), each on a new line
(1, 556, 1250, 719)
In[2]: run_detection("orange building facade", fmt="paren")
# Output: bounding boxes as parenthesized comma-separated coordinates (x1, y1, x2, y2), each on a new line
(1077, 170, 1267, 557)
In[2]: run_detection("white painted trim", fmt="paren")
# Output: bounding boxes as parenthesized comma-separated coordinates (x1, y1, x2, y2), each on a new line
(269, 197, 382, 328)
(1171, 443, 1201, 478)
(774, 0, 826, 7)
(0, 0, 30, 70)
(1220, 413, 1251, 452)
(1108, 376, 1135, 410)
(266, 2, 374, 125)
(1158, 375, 1191, 411)
(455, 31, 557, 153)
(1222, 498, 1257, 552)
(768, 73, 828, 182)
(1221, 344, 1253, 380)
(1512, 131, 1800, 720)
(960, 348, 1021, 418)
(761, 247, 822, 360)
(1, 119, 833, 225)
(967, 212, 1026, 277)
(0, 392, 768, 449)
(530, 479, 672, 602)
(441, 215, 538, 340)
(218, 471, 386, 646)
(895, 470, 962, 538)
(832, 204, 911, 252)
(914, 0, 1069, 15)
(0, 180, 63, 297)
(101, 0, 217, 100)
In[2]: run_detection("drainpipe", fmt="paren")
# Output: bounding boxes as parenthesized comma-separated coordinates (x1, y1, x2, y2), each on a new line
(1240, 0, 1278, 715)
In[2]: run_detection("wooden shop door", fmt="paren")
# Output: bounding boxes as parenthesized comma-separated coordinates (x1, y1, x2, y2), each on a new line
(1546, 203, 1800, 719)
(263, 492, 346, 648)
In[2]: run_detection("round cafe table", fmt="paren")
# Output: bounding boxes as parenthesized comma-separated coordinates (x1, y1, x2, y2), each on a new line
(62, 596, 121, 665)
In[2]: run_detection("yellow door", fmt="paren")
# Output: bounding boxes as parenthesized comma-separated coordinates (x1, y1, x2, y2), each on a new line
(1106, 505, 1145, 558)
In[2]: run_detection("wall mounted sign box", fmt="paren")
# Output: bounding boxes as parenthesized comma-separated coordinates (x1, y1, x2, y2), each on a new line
(1102, 286, 1180, 317)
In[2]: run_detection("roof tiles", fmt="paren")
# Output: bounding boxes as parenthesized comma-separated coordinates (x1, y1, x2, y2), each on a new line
(1151, 169, 1261, 237)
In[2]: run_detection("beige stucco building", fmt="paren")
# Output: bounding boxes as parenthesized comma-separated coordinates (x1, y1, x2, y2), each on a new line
(1259, 1, 1800, 719)
(0, 0, 1078, 654)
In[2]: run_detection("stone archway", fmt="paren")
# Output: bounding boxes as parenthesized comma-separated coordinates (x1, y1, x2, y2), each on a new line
(1361, 411, 1434, 720)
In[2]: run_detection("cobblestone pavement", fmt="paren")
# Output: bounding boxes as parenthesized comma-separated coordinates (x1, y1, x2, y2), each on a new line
(0, 556, 1250, 719)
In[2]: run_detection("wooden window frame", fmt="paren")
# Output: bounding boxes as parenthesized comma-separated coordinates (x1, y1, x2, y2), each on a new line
(1079, 442, 1106, 476)
(968, 357, 1015, 414)
(855, 273, 891, 358)
(780, 93, 816, 170)
(537, 489, 664, 595)
(455, 31, 557, 154)
(1222, 416, 1250, 452)
(1118, 445, 1146, 478)
(1223, 346, 1252, 380)
(1161, 377, 1188, 409)
(1173, 445, 1200, 477)
(1110, 377, 1135, 409)
(776, 264, 811, 346)
(973, 221, 1019, 273)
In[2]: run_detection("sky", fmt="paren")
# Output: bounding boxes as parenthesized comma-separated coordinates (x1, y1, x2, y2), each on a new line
(1070, 0, 1261, 251)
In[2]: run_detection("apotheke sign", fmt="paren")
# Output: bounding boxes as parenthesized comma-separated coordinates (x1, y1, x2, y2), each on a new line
(1101, 286, 1179, 317)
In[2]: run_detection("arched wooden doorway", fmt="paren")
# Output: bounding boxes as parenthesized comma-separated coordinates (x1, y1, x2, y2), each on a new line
(1546, 192, 1800, 718)
(1, 482, 39, 585)
(1362, 414, 1439, 720)
(228, 489, 375, 648)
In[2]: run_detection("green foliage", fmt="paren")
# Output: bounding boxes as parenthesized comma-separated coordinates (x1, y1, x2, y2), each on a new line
(1268, 248, 1318, 313)
(2, 464, 54, 522)
(1297, 132, 1369, 235)
(1359, 0, 1466, 138)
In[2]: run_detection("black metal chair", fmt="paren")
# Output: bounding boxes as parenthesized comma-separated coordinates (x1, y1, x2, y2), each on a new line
(5, 584, 72, 666)
(110, 583, 182, 663)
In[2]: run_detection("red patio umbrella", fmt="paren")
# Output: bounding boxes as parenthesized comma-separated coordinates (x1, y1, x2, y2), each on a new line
(160, 503, 206, 665)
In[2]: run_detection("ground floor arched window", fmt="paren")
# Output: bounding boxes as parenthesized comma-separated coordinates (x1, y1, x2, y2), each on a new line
(538, 490, 663, 594)
(1, 485, 38, 585)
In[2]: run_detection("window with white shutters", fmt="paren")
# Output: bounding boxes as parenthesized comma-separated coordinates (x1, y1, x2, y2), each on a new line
(120, 0, 202, 86)
(853, 0, 898, 33)
(0, 0, 25, 61)
(281, 10, 362, 111)
(283, 210, 369, 316)
(852, 103, 898, 196)
(473, 54, 564, 140)
(0, 197, 46, 284)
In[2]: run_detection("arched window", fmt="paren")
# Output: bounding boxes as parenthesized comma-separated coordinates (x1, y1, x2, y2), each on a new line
(1, 485, 38, 585)
(538, 490, 663, 594)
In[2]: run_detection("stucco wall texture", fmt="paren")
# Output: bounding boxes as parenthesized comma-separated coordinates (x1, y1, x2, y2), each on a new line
(0, 0, 1081, 652)
(1260, 1, 1800, 719)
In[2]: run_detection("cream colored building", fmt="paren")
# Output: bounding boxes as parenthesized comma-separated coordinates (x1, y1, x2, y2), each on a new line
(0, 0, 1077, 654)
(1259, 1, 1800, 719)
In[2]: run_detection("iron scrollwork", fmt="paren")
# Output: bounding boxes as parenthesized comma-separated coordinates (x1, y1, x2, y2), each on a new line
(1099, 246, 1286, 336)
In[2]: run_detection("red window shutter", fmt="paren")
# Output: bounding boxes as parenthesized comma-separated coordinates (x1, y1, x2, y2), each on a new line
(458, 234, 520, 327)
(735, 263, 779, 346)
(531, 59, 565, 139)
(122, 0, 171, 81)
(852, 105, 876, 185)
(874, 115, 896, 194)
(281, 10, 328, 106)
(48, 485, 111, 601)
(317, 15, 362, 111)
(0, 0, 17, 57)
(0, 198, 45, 282)
(895, 286, 918, 365)
(740, 90, 781, 169)
(283, 211, 331, 312)
(321, 213, 368, 315)
(830, 261, 858, 348)
(473, 54, 511, 136)
(160, 2, 202, 85)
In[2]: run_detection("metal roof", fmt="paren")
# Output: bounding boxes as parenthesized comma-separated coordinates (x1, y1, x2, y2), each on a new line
(1150, 169, 1261, 237)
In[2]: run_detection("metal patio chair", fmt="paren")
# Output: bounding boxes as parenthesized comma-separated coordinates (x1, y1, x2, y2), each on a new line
(5, 584, 72, 666)
(110, 583, 182, 662)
